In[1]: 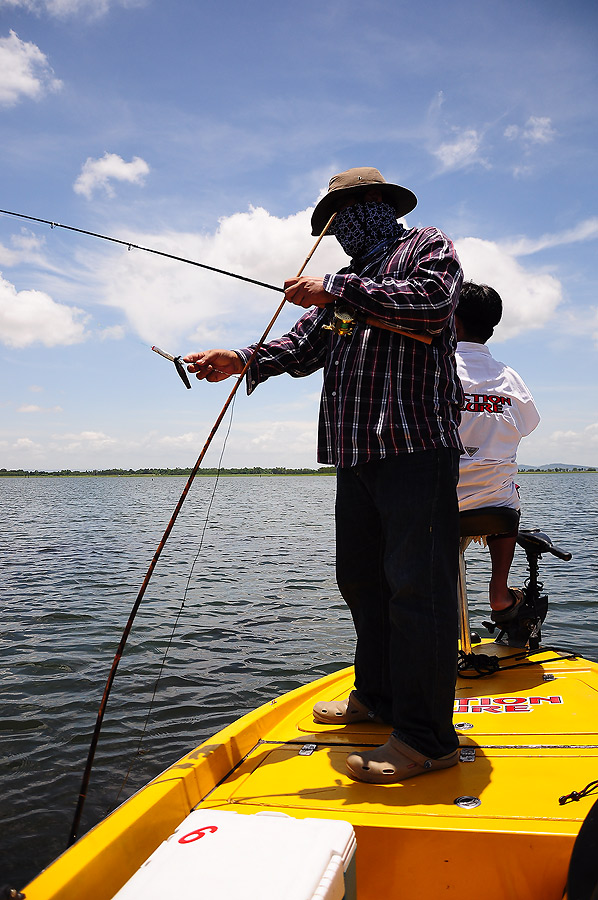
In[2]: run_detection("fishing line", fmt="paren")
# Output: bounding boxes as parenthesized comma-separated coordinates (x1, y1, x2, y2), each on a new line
(0, 208, 284, 294)
(66, 211, 337, 847)
(111, 392, 238, 809)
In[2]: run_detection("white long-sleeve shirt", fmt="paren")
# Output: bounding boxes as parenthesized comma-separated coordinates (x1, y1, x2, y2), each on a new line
(456, 341, 540, 511)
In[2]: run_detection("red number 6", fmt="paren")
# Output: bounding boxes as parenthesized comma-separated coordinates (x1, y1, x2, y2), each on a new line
(178, 825, 218, 844)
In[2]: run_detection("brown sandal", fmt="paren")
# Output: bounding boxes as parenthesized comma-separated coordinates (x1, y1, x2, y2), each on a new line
(346, 735, 459, 784)
(313, 691, 379, 725)
(491, 587, 525, 623)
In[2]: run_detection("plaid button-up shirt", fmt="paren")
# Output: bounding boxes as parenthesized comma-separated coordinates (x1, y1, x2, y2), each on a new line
(238, 225, 464, 468)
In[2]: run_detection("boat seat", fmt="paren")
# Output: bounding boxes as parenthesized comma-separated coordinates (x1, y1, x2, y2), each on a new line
(458, 506, 519, 657)
(459, 505, 519, 538)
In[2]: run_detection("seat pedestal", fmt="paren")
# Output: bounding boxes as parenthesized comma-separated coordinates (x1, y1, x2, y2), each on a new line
(457, 507, 519, 656)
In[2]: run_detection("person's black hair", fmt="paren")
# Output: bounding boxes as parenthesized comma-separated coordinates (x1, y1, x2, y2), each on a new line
(456, 281, 503, 342)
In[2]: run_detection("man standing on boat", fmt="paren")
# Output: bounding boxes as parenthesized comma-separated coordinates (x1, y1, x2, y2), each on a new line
(455, 281, 540, 623)
(185, 167, 464, 784)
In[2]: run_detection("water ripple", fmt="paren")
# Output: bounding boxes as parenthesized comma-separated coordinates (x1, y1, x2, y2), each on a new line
(1, 473, 596, 887)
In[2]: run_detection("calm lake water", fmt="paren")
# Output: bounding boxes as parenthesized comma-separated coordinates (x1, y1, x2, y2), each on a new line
(1, 473, 597, 889)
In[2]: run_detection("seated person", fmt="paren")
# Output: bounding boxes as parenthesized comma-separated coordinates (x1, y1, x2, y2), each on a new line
(455, 282, 540, 622)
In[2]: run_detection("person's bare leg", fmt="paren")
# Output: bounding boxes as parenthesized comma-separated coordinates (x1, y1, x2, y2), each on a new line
(487, 532, 517, 611)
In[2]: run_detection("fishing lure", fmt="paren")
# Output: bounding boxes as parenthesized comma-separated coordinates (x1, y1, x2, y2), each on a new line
(151, 345, 192, 389)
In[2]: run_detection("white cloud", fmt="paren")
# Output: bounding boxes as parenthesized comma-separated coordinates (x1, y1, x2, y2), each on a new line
(157, 432, 200, 448)
(503, 117, 557, 178)
(559, 306, 598, 348)
(11, 436, 44, 455)
(73, 152, 150, 200)
(0, 30, 62, 107)
(512, 164, 533, 180)
(81, 205, 598, 351)
(454, 214, 598, 340)
(156, 420, 320, 467)
(0, 242, 24, 268)
(98, 324, 125, 340)
(48, 204, 598, 357)
(0, 272, 88, 347)
(245, 419, 317, 455)
(0, 417, 323, 469)
(549, 423, 598, 452)
(56, 430, 118, 451)
(523, 116, 556, 144)
(432, 129, 488, 172)
(0, 230, 51, 268)
(454, 237, 562, 339)
(89, 205, 348, 348)
(502, 218, 598, 256)
(17, 403, 63, 412)
(0, 0, 145, 17)
(17, 404, 43, 413)
(504, 116, 555, 145)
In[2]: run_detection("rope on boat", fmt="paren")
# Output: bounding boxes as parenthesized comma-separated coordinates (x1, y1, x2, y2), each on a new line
(457, 651, 500, 676)
(457, 646, 579, 678)
(560, 780, 598, 805)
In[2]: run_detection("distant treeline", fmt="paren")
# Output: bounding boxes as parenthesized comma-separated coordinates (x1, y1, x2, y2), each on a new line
(0, 466, 337, 477)
(520, 467, 596, 473)
(1, 466, 595, 477)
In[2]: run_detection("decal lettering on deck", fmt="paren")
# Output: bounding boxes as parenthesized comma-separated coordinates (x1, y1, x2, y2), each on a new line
(454, 696, 563, 714)
(178, 825, 219, 844)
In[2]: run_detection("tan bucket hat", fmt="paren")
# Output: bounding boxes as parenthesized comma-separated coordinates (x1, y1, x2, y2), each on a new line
(311, 166, 417, 235)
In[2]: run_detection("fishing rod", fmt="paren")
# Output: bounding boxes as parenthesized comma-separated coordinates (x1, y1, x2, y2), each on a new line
(66, 211, 337, 847)
(0, 207, 433, 346)
(0, 208, 285, 295)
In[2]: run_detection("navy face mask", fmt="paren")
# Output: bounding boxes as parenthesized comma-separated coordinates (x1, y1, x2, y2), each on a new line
(331, 200, 399, 257)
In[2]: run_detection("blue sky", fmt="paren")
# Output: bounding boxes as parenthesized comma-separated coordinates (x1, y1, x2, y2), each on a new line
(0, 0, 596, 470)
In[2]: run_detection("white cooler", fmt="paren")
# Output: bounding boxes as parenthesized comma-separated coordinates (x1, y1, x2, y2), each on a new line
(113, 809, 357, 900)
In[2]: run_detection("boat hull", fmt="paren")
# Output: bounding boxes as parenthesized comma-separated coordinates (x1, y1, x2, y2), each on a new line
(23, 644, 598, 899)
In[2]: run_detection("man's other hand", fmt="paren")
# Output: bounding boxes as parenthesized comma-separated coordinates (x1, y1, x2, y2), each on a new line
(284, 276, 335, 309)
(183, 349, 244, 382)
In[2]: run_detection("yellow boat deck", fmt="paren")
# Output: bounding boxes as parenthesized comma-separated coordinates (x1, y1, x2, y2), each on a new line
(25, 642, 598, 900)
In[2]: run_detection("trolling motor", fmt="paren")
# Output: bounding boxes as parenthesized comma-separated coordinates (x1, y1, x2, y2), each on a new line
(483, 528, 572, 649)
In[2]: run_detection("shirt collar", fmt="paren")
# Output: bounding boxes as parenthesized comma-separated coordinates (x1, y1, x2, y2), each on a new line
(457, 341, 491, 355)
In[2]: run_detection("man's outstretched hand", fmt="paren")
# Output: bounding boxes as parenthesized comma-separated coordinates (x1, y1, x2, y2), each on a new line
(183, 349, 244, 382)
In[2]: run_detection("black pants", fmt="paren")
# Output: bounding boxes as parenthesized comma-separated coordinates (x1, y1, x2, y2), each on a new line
(335, 449, 460, 758)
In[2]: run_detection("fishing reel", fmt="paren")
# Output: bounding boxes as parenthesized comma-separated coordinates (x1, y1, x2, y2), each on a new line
(322, 305, 357, 338)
